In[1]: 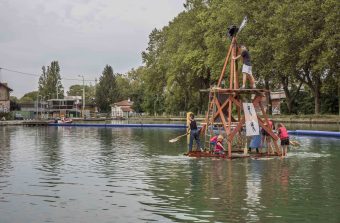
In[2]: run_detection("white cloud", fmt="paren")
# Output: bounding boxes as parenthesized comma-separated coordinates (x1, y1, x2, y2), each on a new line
(0, 0, 184, 97)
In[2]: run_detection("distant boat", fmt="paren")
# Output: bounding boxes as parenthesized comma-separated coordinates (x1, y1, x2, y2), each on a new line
(57, 117, 73, 124)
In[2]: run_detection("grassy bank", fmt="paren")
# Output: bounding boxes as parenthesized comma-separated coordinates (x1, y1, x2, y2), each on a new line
(272, 115, 340, 124)
(130, 115, 340, 124)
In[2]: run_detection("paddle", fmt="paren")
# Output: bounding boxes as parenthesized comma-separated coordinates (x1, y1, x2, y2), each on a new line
(169, 133, 189, 143)
(290, 140, 301, 147)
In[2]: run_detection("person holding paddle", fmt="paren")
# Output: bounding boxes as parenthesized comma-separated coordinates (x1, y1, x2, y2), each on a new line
(188, 113, 202, 152)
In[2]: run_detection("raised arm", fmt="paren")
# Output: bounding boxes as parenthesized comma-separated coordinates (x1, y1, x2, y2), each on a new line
(233, 54, 241, 60)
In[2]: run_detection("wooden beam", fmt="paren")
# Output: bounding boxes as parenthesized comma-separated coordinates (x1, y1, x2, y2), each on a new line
(214, 97, 229, 134)
(217, 43, 233, 87)
(228, 116, 245, 142)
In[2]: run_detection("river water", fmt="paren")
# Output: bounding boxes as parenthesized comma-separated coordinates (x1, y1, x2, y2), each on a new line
(0, 125, 340, 223)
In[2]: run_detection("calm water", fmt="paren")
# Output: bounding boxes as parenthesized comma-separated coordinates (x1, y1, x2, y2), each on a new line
(0, 126, 340, 223)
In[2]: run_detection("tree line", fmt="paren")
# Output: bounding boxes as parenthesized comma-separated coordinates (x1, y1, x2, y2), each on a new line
(15, 0, 339, 115)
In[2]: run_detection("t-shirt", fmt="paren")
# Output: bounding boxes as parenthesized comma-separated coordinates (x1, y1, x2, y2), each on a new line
(278, 127, 289, 139)
(241, 50, 251, 66)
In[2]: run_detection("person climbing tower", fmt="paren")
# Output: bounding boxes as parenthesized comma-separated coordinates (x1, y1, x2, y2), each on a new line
(233, 45, 256, 89)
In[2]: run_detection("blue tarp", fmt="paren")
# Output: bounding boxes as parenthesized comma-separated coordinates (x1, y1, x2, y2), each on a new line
(48, 123, 340, 138)
(288, 130, 340, 138)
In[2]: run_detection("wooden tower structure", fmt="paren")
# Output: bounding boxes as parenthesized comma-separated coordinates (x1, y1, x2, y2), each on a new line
(200, 35, 281, 159)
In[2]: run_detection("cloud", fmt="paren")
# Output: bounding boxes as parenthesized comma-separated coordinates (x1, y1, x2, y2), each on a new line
(0, 0, 184, 97)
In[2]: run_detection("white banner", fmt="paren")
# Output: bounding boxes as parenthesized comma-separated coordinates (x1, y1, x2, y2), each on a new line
(243, 103, 259, 136)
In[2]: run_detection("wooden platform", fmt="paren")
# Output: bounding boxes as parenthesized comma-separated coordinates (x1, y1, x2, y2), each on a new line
(22, 120, 50, 126)
(200, 88, 268, 95)
(184, 150, 281, 159)
(0, 120, 50, 126)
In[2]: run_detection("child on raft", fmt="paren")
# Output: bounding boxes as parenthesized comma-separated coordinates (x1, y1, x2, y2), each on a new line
(211, 135, 226, 155)
(277, 123, 289, 157)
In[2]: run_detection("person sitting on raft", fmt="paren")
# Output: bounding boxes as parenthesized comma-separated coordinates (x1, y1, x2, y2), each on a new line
(210, 135, 218, 151)
(277, 123, 289, 157)
(214, 135, 226, 155)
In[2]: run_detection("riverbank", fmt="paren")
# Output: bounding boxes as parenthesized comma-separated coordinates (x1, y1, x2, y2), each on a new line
(129, 115, 340, 124)
(1, 115, 339, 126)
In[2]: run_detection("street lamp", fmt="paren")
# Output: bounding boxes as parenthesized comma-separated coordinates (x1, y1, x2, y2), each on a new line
(78, 75, 85, 118)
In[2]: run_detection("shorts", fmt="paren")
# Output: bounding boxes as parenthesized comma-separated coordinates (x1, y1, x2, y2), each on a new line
(242, 64, 253, 75)
(281, 138, 289, 146)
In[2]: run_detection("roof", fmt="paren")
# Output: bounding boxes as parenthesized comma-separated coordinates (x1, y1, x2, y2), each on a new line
(121, 107, 133, 112)
(0, 82, 13, 91)
(113, 99, 133, 107)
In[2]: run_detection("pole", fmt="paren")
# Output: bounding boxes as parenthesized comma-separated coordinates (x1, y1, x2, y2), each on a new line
(56, 84, 58, 100)
(36, 96, 38, 119)
(79, 75, 85, 118)
(83, 76, 85, 118)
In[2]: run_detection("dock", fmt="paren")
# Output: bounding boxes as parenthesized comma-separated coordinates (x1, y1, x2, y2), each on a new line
(0, 120, 50, 126)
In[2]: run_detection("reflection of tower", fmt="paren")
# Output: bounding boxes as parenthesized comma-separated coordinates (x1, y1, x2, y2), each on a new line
(245, 160, 262, 222)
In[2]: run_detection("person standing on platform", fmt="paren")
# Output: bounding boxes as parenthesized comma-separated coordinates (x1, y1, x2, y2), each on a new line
(233, 45, 256, 89)
(188, 113, 202, 152)
(261, 119, 275, 154)
(249, 133, 261, 153)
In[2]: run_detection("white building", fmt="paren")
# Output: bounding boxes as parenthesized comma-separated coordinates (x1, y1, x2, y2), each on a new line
(111, 99, 134, 118)
(0, 82, 12, 113)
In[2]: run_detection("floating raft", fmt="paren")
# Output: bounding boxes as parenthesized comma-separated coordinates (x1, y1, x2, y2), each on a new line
(185, 150, 281, 159)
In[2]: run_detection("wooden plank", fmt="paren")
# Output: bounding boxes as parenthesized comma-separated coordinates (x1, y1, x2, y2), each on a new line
(228, 116, 245, 142)
(217, 43, 233, 87)
(214, 97, 229, 135)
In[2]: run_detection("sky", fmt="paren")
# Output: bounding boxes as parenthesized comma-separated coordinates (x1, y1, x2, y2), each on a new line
(0, 0, 185, 98)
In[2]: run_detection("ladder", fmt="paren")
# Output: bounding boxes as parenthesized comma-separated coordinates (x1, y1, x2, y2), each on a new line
(204, 90, 217, 151)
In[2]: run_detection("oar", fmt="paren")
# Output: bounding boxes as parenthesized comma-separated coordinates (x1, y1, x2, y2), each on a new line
(290, 140, 301, 147)
(169, 133, 189, 143)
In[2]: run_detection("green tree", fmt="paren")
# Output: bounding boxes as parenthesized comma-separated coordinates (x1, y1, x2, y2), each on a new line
(95, 65, 119, 112)
(136, 0, 339, 115)
(125, 67, 145, 113)
(19, 91, 38, 103)
(115, 74, 131, 101)
(38, 61, 64, 99)
(67, 84, 96, 103)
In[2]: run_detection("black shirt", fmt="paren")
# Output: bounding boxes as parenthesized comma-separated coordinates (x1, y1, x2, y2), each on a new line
(241, 50, 251, 66)
(190, 120, 198, 130)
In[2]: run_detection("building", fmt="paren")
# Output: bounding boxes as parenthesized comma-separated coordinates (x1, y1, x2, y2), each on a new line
(47, 98, 79, 118)
(258, 91, 286, 115)
(0, 82, 13, 113)
(111, 99, 134, 118)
